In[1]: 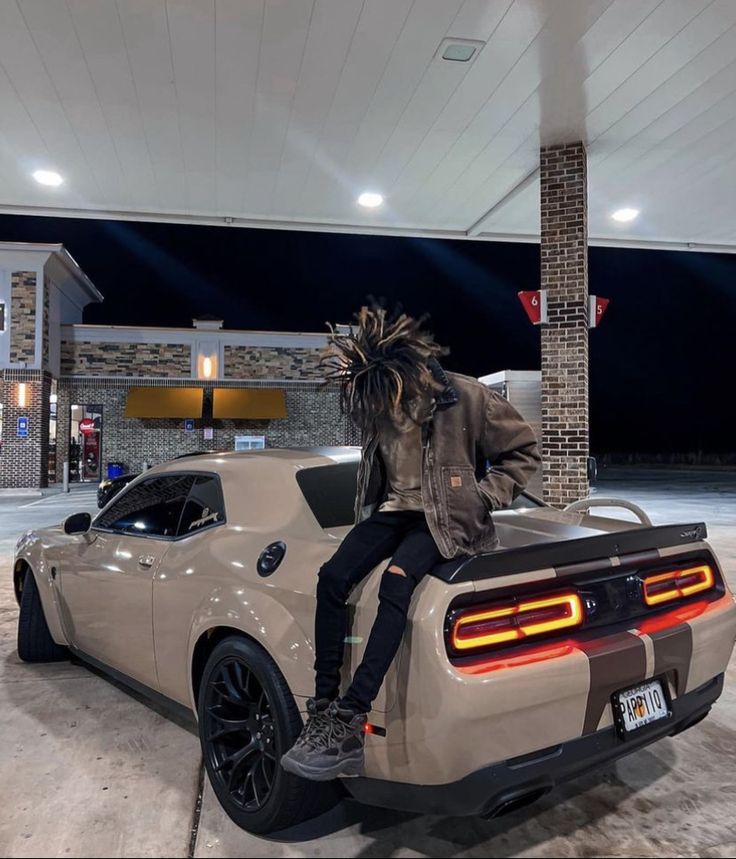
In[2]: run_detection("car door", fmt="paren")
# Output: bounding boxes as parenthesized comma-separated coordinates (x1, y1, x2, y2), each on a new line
(58, 473, 195, 690)
(152, 473, 227, 704)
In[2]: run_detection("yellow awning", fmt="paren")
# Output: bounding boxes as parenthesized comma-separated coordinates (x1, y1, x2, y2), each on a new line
(213, 388, 287, 419)
(124, 387, 203, 419)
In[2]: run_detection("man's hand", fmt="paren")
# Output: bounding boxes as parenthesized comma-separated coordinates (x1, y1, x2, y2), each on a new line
(476, 391, 541, 511)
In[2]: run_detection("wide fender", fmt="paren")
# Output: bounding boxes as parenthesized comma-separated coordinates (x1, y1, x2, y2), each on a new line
(14, 538, 68, 647)
(187, 582, 316, 710)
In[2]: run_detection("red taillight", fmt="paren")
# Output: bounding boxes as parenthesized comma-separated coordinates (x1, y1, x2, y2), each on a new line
(643, 564, 715, 606)
(449, 593, 584, 653)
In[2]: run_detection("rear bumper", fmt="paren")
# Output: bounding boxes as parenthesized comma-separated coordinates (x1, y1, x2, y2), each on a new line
(345, 673, 723, 818)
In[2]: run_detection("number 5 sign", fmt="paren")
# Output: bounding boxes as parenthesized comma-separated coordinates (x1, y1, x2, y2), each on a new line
(588, 295, 610, 329)
(518, 290, 548, 325)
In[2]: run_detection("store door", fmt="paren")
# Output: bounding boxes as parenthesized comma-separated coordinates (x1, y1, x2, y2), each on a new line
(70, 404, 103, 482)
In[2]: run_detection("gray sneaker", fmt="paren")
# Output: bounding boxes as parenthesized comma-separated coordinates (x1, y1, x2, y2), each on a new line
(280, 700, 366, 781)
(280, 697, 332, 773)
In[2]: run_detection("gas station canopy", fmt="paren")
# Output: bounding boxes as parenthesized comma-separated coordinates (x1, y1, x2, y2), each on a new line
(0, 0, 735, 252)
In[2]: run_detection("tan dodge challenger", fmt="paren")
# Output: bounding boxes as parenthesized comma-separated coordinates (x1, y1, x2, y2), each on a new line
(13, 449, 736, 834)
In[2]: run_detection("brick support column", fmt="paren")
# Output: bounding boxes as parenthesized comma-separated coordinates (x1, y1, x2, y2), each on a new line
(0, 371, 52, 489)
(540, 142, 589, 508)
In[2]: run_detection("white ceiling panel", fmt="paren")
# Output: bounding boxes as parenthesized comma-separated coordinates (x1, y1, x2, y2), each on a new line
(0, 0, 735, 251)
(270, 0, 365, 217)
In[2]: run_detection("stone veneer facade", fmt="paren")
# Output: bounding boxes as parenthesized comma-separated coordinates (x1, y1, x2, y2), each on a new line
(61, 341, 192, 377)
(42, 277, 50, 368)
(224, 345, 323, 379)
(9, 272, 36, 365)
(539, 142, 589, 508)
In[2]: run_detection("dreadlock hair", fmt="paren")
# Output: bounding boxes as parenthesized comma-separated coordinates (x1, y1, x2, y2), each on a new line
(319, 300, 450, 435)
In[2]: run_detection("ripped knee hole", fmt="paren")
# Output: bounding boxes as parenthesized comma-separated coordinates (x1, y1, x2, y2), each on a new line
(387, 565, 407, 577)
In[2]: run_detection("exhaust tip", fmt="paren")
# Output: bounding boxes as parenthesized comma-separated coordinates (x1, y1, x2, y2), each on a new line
(483, 787, 549, 819)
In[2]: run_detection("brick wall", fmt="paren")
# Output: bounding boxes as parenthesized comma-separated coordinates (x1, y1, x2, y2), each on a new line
(0, 369, 51, 489)
(56, 379, 358, 478)
(61, 341, 191, 376)
(540, 142, 589, 508)
(224, 345, 323, 379)
(9, 272, 36, 365)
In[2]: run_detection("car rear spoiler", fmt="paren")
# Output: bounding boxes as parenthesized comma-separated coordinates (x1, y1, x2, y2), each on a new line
(430, 522, 709, 584)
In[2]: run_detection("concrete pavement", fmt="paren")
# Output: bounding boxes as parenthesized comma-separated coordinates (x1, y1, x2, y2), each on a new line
(1, 470, 735, 857)
(0, 487, 201, 858)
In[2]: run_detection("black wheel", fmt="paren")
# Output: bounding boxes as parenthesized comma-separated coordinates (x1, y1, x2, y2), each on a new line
(198, 636, 338, 834)
(17, 570, 67, 663)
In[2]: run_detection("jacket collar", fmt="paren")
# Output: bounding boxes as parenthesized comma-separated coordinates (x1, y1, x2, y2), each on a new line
(428, 358, 459, 409)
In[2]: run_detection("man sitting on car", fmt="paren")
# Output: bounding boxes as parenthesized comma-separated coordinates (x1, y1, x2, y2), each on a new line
(281, 301, 540, 781)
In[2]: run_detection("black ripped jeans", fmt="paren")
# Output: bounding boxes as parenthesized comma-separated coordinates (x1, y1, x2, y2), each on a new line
(314, 509, 444, 714)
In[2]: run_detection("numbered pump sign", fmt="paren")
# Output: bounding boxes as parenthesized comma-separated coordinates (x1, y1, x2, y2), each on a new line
(518, 290, 548, 325)
(518, 290, 610, 329)
(589, 295, 610, 329)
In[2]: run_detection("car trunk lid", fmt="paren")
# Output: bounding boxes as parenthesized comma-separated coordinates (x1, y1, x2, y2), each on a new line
(429, 509, 708, 584)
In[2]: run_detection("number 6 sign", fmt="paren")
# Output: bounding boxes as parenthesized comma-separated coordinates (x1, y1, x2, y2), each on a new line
(518, 290, 548, 325)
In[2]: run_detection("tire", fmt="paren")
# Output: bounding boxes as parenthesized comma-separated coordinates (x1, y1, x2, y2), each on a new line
(198, 636, 339, 834)
(587, 456, 598, 483)
(17, 570, 68, 663)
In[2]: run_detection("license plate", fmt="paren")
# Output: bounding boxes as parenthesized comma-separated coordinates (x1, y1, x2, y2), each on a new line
(614, 679, 669, 735)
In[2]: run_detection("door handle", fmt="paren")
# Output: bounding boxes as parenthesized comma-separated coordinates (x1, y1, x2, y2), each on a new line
(138, 554, 156, 569)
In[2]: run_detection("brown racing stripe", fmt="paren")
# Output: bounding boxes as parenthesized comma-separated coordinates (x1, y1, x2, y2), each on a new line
(553, 550, 662, 582)
(650, 621, 693, 696)
(581, 631, 648, 735)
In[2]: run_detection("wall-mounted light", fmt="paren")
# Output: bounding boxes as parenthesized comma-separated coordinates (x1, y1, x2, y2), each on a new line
(18, 383, 27, 408)
(197, 353, 218, 380)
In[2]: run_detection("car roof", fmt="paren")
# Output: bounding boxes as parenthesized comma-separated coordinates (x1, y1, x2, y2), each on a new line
(142, 446, 359, 532)
(152, 446, 360, 474)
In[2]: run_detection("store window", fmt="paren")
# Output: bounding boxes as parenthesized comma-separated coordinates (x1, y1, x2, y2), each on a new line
(70, 404, 103, 482)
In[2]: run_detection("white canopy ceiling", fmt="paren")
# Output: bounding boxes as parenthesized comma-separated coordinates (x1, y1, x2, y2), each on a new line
(1, 0, 735, 252)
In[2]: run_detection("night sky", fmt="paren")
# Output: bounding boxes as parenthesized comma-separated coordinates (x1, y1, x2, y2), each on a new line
(2, 214, 734, 457)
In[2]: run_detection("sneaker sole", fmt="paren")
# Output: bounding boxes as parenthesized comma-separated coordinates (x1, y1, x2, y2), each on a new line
(280, 751, 364, 782)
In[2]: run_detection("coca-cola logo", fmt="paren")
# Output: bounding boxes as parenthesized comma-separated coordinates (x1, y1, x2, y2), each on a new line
(79, 418, 96, 434)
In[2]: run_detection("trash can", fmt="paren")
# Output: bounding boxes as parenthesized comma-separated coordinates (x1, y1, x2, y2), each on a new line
(107, 462, 125, 480)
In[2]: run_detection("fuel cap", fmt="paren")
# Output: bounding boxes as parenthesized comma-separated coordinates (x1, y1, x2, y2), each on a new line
(257, 541, 287, 577)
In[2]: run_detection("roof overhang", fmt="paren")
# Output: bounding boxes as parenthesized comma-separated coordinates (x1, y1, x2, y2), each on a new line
(2, 1, 735, 254)
(2, 205, 734, 256)
(0, 241, 102, 305)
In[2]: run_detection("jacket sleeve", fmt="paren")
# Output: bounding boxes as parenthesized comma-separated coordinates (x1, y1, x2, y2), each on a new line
(476, 390, 541, 511)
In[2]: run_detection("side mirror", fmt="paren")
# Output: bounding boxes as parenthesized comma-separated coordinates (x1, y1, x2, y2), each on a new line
(64, 512, 92, 535)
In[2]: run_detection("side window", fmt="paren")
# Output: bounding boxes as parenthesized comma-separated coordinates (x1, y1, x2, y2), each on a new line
(177, 475, 226, 536)
(95, 475, 195, 538)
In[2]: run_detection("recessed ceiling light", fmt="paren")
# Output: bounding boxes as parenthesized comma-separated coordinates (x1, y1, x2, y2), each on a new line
(357, 191, 383, 208)
(33, 169, 64, 187)
(611, 207, 639, 222)
(442, 43, 477, 62)
(436, 38, 485, 64)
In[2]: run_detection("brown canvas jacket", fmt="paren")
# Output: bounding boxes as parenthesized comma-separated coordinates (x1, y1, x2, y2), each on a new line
(354, 360, 541, 559)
